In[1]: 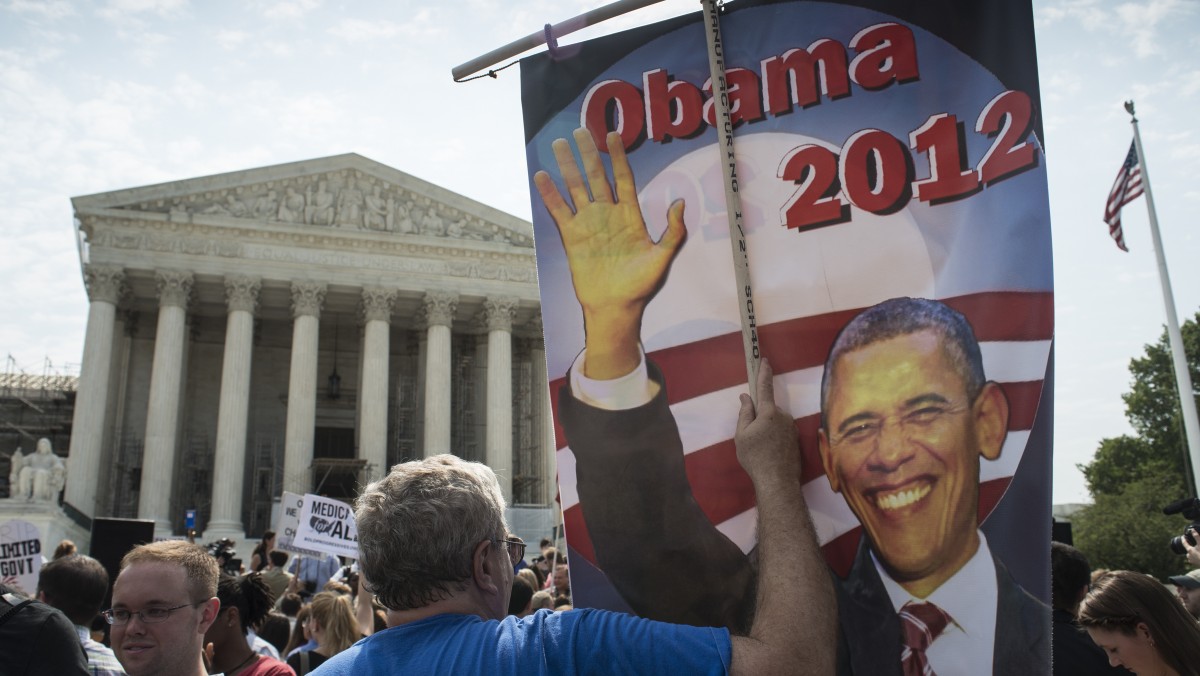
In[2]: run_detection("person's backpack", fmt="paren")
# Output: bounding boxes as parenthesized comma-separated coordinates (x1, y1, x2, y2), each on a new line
(0, 592, 35, 628)
(0, 592, 90, 675)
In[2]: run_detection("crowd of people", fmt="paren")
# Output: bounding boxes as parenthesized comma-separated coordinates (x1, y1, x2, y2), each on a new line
(0, 516, 575, 675)
(1, 359, 837, 675)
(9, 386, 1200, 675)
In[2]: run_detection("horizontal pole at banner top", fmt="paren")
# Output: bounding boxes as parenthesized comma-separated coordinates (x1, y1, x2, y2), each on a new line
(452, 0, 668, 81)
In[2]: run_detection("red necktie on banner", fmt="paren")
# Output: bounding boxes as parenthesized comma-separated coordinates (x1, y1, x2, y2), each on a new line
(899, 601, 953, 676)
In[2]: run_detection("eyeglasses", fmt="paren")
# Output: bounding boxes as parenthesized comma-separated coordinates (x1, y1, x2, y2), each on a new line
(102, 601, 205, 626)
(492, 536, 526, 562)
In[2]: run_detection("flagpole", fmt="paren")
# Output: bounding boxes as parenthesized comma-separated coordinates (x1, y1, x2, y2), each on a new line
(1127, 101, 1200, 496)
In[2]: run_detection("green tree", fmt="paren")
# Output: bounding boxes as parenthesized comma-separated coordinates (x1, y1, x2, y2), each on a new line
(1073, 474, 1189, 577)
(1073, 311, 1200, 580)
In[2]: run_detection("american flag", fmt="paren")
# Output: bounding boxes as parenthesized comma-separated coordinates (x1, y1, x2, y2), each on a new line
(550, 290, 1053, 578)
(1104, 141, 1143, 252)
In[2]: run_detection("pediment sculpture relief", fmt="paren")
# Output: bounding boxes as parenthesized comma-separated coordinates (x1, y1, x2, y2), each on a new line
(123, 171, 531, 247)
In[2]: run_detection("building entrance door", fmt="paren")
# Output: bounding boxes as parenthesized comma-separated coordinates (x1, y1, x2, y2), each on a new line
(312, 427, 359, 499)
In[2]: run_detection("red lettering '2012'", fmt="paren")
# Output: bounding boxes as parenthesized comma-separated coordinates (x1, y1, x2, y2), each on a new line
(778, 145, 849, 231)
(910, 113, 980, 203)
(976, 90, 1038, 185)
(840, 129, 912, 214)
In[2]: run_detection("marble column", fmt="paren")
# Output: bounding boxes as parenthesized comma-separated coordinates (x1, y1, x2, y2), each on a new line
(64, 265, 126, 518)
(420, 290, 457, 456)
(283, 281, 326, 496)
(528, 313, 558, 505)
(205, 276, 261, 539)
(359, 287, 396, 482)
(481, 297, 517, 502)
(138, 270, 193, 533)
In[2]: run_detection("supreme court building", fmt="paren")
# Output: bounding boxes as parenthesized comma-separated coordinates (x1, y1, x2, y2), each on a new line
(64, 154, 556, 547)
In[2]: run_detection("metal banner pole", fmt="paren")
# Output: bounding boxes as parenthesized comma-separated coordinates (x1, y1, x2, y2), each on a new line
(699, 0, 761, 400)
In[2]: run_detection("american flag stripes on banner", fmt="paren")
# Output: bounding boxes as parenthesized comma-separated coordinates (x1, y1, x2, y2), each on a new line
(551, 290, 1053, 577)
(1104, 141, 1143, 252)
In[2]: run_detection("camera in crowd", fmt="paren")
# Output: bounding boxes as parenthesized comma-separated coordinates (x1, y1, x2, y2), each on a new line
(1163, 497, 1200, 555)
(205, 538, 242, 574)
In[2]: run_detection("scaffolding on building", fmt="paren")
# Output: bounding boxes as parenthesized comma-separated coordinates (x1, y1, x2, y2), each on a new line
(0, 356, 79, 498)
(387, 331, 421, 469)
(451, 334, 482, 464)
(246, 435, 282, 537)
(511, 340, 543, 506)
(106, 433, 143, 519)
(171, 431, 213, 534)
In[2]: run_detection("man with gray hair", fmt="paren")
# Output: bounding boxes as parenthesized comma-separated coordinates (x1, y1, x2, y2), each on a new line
(315, 361, 835, 675)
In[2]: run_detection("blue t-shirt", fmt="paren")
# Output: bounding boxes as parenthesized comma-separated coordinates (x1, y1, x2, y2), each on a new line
(312, 608, 732, 675)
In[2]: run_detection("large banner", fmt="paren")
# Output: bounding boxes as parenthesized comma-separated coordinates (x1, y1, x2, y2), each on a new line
(522, 0, 1051, 672)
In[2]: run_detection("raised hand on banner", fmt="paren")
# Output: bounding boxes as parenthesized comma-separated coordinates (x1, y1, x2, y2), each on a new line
(533, 127, 687, 380)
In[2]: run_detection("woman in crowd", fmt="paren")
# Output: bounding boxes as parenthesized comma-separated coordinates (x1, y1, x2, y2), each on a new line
(205, 573, 293, 675)
(286, 591, 359, 675)
(283, 606, 313, 659)
(250, 531, 276, 572)
(1078, 570, 1200, 675)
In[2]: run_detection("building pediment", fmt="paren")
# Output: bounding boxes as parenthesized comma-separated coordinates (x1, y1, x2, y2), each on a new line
(71, 153, 532, 248)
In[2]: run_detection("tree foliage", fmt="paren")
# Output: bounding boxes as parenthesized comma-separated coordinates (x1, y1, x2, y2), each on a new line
(1073, 474, 1189, 578)
(1073, 311, 1200, 580)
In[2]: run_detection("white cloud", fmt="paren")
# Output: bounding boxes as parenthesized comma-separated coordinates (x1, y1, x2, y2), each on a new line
(328, 18, 401, 41)
(169, 72, 209, 108)
(326, 14, 442, 42)
(4, 0, 75, 19)
(263, 41, 293, 57)
(1035, 0, 1109, 30)
(261, 0, 319, 20)
(215, 29, 250, 50)
(1114, 0, 1192, 57)
(98, 0, 186, 20)
(125, 30, 171, 65)
(1178, 70, 1200, 96)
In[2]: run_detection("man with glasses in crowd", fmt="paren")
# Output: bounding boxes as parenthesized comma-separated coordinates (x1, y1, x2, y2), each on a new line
(104, 540, 220, 676)
(316, 361, 836, 675)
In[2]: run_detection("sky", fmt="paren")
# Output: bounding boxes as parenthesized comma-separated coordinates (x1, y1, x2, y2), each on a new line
(1, 0, 1197, 506)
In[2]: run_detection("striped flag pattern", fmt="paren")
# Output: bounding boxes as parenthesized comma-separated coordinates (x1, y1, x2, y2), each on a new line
(1103, 141, 1143, 252)
(552, 290, 1053, 578)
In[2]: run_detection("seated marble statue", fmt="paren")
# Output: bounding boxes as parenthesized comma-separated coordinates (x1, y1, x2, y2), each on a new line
(9, 438, 66, 502)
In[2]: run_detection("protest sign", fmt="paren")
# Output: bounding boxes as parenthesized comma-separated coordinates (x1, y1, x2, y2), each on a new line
(522, 0, 1051, 671)
(274, 491, 330, 559)
(293, 493, 358, 560)
(0, 519, 44, 595)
